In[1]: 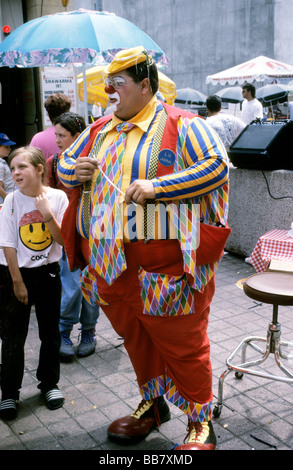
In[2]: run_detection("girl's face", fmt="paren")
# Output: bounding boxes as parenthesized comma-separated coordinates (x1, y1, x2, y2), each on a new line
(55, 124, 79, 153)
(10, 154, 43, 195)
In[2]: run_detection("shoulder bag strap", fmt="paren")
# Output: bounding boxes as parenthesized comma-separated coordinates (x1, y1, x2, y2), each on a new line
(52, 153, 59, 188)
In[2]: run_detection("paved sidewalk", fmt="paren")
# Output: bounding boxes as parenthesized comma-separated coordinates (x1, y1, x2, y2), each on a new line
(1, 253, 293, 451)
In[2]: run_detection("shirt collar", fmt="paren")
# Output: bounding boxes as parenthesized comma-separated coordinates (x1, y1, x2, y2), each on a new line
(105, 95, 159, 133)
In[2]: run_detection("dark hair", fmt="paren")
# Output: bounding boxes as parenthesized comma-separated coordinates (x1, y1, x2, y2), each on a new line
(206, 95, 222, 112)
(242, 83, 256, 98)
(125, 59, 159, 95)
(44, 93, 72, 124)
(54, 112, 86, 136)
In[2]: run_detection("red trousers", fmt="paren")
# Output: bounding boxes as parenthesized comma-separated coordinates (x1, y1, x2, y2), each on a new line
(86, 239, 215, 418)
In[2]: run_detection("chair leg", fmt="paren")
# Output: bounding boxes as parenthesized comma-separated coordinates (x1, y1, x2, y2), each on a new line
(214, 303, 293, 419)
(226, 336, 269, 371)
(279, 339, 293, 360)
(274, 329, 293, 379)
(213, 368, 233, 418)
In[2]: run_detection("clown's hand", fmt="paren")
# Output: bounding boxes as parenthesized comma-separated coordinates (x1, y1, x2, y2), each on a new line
(75, 156, 100, 183)
(125, 179, 155, 206)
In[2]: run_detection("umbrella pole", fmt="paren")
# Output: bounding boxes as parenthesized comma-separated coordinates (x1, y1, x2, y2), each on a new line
(82, 64, 88, 124)
(270, 101, 275, 121)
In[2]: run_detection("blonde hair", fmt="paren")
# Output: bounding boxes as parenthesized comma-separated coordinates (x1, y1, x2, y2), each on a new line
(9, 146, 47, 183)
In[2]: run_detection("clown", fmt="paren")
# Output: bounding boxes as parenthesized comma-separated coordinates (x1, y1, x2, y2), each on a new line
(58, 46, 230, 450)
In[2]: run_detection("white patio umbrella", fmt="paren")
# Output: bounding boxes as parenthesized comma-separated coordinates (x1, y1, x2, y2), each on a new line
(206, 56, 293, 87)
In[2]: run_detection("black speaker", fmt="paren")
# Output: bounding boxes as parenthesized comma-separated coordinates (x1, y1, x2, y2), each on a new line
(228, 120, 293, 170)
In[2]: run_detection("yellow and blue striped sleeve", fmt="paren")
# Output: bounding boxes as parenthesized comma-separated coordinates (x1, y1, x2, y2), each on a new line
(151, 116, 228, 200)
(57, 126, 92, 188)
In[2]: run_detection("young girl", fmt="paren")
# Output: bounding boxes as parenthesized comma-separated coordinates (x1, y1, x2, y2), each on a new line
(0, 146, 68, 420)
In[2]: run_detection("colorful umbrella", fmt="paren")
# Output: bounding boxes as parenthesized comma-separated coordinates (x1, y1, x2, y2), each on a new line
(77, 66, 177, 109)
(0, 9, 168, 119)
(0, 9, 168, 68)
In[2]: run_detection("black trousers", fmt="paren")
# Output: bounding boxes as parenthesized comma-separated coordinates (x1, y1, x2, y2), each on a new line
(0, 262, 61, 400)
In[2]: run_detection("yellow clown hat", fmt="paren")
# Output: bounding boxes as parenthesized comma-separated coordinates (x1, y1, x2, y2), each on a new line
(106, 46, 153, 75)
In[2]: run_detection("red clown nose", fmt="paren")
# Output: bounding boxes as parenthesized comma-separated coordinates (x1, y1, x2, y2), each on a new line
(105, 84, 116, 94)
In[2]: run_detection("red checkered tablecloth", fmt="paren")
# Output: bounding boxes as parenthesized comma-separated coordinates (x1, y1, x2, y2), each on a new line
(248, 229, 293, 273)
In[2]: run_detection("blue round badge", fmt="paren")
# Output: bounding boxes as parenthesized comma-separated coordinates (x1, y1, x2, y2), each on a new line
(158, 149, 176, 167)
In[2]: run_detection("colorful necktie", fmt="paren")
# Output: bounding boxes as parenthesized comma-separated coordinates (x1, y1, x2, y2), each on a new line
(88, 122, 134, 286)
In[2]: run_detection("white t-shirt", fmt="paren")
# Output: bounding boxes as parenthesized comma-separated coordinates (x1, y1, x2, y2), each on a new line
(206, 113, 246, 150)
(241, 98, 263, 124)
(0, 187, 68, 268)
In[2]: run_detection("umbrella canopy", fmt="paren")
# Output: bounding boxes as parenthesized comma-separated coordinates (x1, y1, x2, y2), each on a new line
(77, 66, 177, 108)
(156, 73, 177, 105)
(206, 56, 293, 86)
(175, 87, 207, 105)
(0, 9, 168, 68)
(77, 65, 109, 109)
(256, 84, 293, 106)
(215, 86, 244, 103)
(0, 9, 168, 120)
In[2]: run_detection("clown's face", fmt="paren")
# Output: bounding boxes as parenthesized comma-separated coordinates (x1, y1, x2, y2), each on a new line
(106, 91, 120, 113)
(104, 71, 145, 121)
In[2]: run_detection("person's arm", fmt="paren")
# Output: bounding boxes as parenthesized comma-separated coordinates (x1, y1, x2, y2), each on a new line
(0, 181, 7, 200)
(3, 247, 28, 304)
(152, 117, 228, 200)
(57, 126, 92, 188)
(35, 192, 64, 246)
(125, 116, 229, 204)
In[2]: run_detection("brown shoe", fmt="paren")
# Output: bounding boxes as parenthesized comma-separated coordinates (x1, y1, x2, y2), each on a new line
(175, 419, 216, 450)
(107, 396, 170, 442)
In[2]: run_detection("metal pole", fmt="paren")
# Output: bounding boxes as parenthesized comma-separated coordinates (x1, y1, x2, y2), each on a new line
(82, 64, 88, 124)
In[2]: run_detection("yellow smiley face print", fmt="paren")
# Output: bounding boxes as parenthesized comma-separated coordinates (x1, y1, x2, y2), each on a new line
(19, 210, 52, 251)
